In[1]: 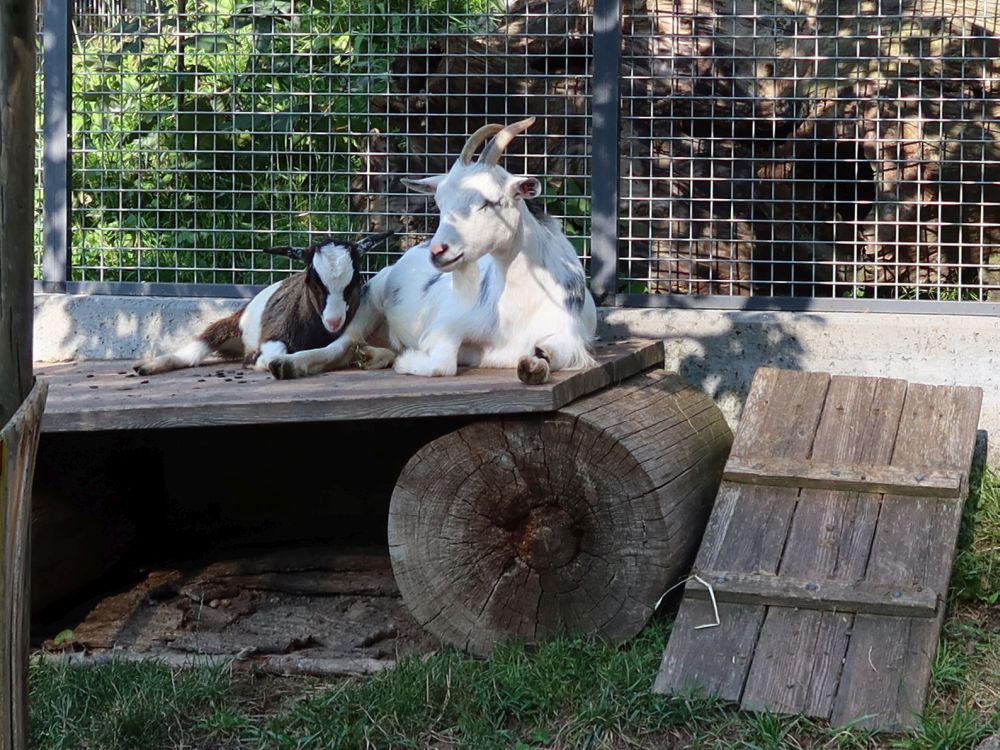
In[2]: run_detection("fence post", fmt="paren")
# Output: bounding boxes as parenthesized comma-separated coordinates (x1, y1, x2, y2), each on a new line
(2, 0, 36, 420)
(589, 0, 621, 306)
(42, 0, 72, 292)
(1, 0, 45, 746)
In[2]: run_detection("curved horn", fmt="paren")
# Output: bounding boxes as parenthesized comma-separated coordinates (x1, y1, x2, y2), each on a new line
(459, 123, 504, 165)
(264, 245, 305, 261)
(478, 116, 536, 167)
(353, 230, 396, 255)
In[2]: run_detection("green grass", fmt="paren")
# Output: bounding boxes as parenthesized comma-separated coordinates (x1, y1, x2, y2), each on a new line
(28, 468, 1000, 750)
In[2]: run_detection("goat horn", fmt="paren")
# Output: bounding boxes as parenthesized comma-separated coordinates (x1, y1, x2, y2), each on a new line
(478, 116, 536, 167)
(459, 123, 504, 165)
(264, 245, 305, 261)
(353, 230, 396, 255)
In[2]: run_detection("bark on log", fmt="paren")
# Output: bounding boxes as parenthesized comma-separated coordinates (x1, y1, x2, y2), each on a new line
(388, 369, 732, 655)
(0, 381, 47, 750)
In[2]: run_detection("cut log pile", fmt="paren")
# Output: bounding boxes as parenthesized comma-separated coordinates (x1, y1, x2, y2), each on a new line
(352, 0, 1000, 298)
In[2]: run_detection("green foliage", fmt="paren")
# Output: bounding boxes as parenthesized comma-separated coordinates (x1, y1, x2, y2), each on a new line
(951, 466, 1000, 604)
(66, 0, 500, 285)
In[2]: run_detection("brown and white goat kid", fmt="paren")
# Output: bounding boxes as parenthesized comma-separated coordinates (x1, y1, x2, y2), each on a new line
(133, 232, 394, 375)
(267, 117, 597, 384)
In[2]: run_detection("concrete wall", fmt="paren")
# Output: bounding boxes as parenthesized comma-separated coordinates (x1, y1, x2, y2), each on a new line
(34, 293, 998, 462)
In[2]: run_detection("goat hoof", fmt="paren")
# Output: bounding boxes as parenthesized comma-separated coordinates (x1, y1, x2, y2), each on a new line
(517, 355, 550, 385)
(269, 358, 299, 380)
(133, 360, 159, 376)
(355, 346, 395, 371)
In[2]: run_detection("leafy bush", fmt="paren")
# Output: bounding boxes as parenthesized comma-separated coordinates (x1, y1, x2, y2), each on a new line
(63, 0, 499, 285)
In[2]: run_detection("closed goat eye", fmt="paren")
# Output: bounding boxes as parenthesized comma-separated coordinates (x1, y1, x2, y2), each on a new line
(479, 198, 500, 211)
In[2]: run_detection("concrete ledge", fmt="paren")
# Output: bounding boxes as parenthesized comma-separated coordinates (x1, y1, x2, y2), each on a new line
(34, 294, 997, 463)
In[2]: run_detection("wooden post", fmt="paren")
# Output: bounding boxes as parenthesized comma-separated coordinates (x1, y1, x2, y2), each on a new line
(1, 0, 39, 746)
(1, 0, 36, 427)
(0, 383, 46, 750)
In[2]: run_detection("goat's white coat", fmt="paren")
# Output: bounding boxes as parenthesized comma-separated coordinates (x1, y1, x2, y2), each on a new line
(238, 281, 282, 353)
(270, 141, 597, 381)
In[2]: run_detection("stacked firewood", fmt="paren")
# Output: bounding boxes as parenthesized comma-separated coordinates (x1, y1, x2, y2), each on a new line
(351, 0, 1000, 298)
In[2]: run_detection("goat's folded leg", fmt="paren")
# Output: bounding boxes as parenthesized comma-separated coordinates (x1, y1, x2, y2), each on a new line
(134, 339, 214, 376)
(354, 345, 396, 370)
(517, 346, 551, 385)
(517, 334, 597, 385)
(270, 289, 385, 379)
(394, 336, 461, 377)
(269, 338, 354, 379)
(252, 340, 289, 372)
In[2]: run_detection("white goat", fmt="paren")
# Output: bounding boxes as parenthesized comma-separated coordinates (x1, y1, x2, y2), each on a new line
(133, 232, 394, 375)
(268, 117, 597, 384)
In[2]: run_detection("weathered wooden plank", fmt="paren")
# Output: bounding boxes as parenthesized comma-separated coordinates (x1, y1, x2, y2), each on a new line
(723, 456, 963, 498)
(830, 382, 982, 731)
(687, 570, 938, 617)
(1, 380, 48, 750)
(654, 368, 830, 699)
(37, 340, 663, 432)
(740, 374, 907, 717)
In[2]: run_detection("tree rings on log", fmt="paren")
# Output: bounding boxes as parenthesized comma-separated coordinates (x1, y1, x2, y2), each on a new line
(388, 369, 733, 655)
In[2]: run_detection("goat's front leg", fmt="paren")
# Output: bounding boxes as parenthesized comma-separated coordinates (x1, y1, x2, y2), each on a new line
(393, 333, 462, 377)
(268, 336, 356, 380)
(251, 340, 288, 372)
(354, 346, 396, 371)
(269, 286, 385, 379)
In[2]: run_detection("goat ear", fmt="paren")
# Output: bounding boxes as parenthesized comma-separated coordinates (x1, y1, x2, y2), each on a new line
(400, 175, 445, 194)
(509, 177, 542, 201)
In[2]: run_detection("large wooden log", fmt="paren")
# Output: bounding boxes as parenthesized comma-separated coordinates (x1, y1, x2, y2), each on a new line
(388, 369, 732, 655)
(0, 381, 47, 750)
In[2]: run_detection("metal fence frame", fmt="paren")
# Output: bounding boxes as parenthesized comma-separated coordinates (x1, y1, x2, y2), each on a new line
(37, 0, 1000, 316)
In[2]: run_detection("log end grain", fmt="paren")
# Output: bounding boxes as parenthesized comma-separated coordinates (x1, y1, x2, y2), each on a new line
(389, 370, 733, 655)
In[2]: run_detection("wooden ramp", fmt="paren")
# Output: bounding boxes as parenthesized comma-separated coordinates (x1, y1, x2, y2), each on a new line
(35, 340, 662, 432)
(653, 367, 983, 732)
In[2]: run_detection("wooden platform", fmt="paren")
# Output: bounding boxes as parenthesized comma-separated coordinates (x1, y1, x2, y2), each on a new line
(35, 340, 663, 433)
(653, 367, 983, 732)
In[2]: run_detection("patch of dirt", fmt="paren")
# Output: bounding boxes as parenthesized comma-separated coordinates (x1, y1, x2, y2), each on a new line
(39, 544, 440, 676)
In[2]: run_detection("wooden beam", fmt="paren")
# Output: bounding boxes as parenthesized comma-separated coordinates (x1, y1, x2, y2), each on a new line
(686, 570, 939, 618)
(723, 455, 963, 498)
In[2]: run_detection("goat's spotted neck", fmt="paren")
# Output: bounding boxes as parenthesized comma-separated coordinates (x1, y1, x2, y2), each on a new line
(505, 203, 567, 277)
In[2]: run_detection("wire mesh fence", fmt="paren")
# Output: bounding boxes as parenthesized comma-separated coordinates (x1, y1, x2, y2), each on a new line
(34, 0, 1000, 306)
(618, 0, 1000, 303)
(36, 0, 592, 290)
